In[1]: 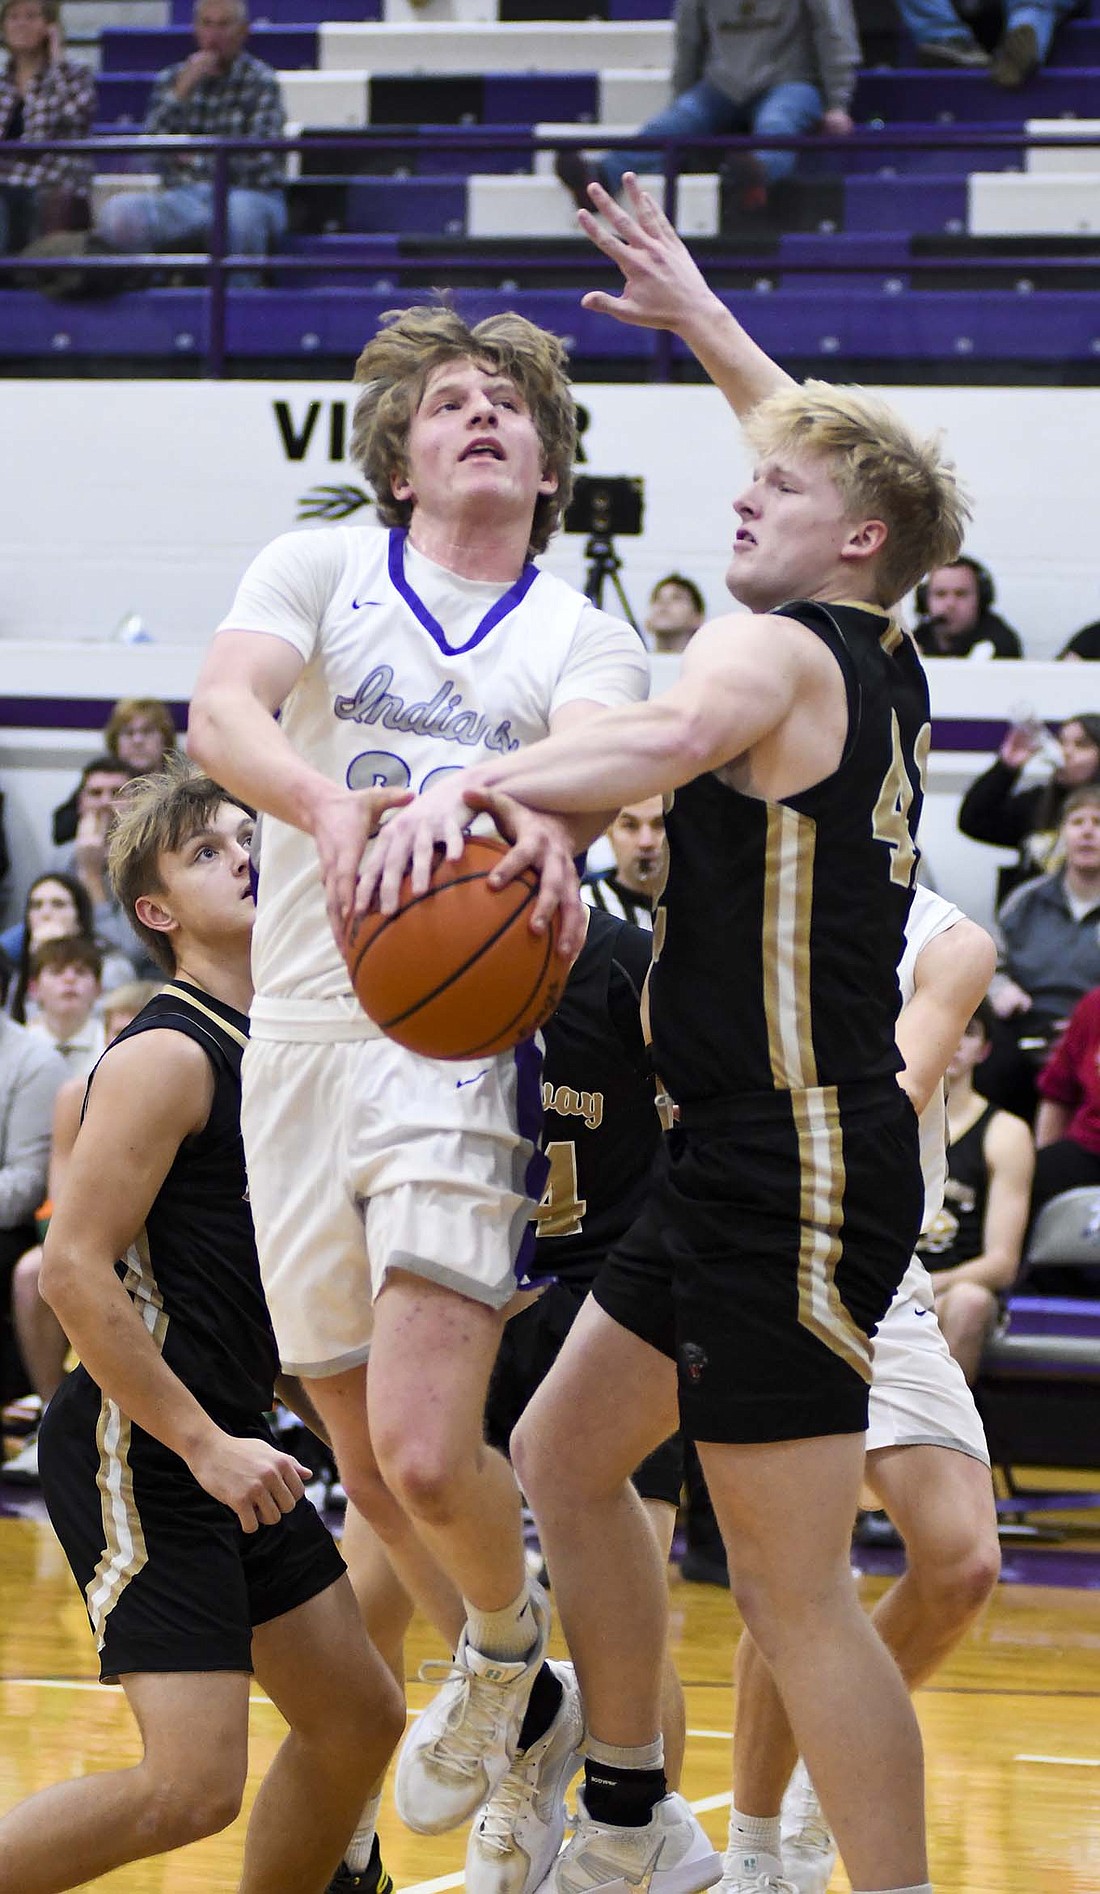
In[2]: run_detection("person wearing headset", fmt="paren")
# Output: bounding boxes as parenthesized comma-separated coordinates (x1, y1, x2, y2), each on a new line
(913, 556, 1023, 659)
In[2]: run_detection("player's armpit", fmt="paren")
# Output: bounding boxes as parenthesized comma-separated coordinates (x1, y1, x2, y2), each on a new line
(897, 918, 997, 1115)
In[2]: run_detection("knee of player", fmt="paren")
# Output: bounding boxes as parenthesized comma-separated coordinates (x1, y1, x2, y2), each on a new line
(908, 1518, 1001, 1618)
(375, 1435, 469, 1525)
(941, 1280, 998, 1332)
(136, 1766, 244, 1848)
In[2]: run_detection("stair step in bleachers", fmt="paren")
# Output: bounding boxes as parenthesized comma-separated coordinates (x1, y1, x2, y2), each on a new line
(853, 67, 1100, 120)
(318, 20, 671, 74)
(1026, 118, 1100, 172)
(466, 170, 718, 236)
(844, 174, 967, 232)
(346, 176, 468, 233)
(278, 70, 369, 128)
(99, 24, 319, 70)
(969, 172, 1100, 234)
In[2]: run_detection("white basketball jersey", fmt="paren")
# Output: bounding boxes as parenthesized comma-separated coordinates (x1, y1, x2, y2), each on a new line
(216, 525, 650, 1025)
(898, 884, 966, 1232)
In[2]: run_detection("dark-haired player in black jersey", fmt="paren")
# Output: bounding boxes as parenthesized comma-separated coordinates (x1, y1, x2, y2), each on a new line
(0, 763, 404, 1894)
(365, 182, 975, 1894)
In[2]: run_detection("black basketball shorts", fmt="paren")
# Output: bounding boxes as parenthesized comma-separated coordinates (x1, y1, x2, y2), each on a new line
(39, 1368, 346, 1684)
(486, 1280, 684, 1507)
(593, 1081, 923, 1444)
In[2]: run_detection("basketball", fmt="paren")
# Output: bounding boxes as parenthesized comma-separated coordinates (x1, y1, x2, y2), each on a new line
(344, 833, 568, 1060)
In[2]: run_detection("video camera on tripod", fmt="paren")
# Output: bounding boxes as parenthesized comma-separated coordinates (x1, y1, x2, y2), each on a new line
(564, 474, 645, 634)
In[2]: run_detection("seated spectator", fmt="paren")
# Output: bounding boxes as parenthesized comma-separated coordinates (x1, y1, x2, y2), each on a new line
(582, 796, 667, 929)
(1030, 984, 1100, 1295)
(3, 978, 158, 1484)
(645, 572, 705, 656)
(25, 936, 104, 1078)
(0, 0, 94, 256)
(917, 1001, 1034, 1384)
(1, 872, 134, 1021)
(894, 0, 1077, 86)
(958, 711, 1100, 905)
(49, 755, 161, 979)
(0, 1000, 64, 1405)
(912, 556, 1022, 659)
(1059, 617, 1100, 663)
(96, 0, 286, 269)
(52, 696, 178, 846)
(978, 787, 1100, 1123)
(555, 0, 857, 218)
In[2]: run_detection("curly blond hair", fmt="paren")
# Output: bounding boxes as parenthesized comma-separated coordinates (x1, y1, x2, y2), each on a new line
(349, 305, 577, 558)
(743, 381, 970, 607)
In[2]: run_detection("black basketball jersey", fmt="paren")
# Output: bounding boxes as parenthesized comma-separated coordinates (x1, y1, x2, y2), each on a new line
(534, 909, 659, 1287)
(93, 981, 279, 1417)
(916, 1101, 995, 1271)
(650, 602, 930, 1103)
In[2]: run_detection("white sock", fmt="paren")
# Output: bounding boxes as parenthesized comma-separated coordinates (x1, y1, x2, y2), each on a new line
(344, 1789, 382, 1873)
(586, 1734, 665, 1770)
(464, 1584, 539, 1663)
(727, 1806, 782, 1861)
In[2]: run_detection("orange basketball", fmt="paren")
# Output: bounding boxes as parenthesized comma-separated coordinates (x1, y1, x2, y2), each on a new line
(344, 833, 567, 1060)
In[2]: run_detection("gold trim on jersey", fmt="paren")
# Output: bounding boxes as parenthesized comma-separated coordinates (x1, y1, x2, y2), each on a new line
(85, 1228, 169, 1651)
(878, 618, 904, 655)
(161, 982, 248, 1051)
(762, 805, 818, 1090)
(792, 1088, 872, 1381)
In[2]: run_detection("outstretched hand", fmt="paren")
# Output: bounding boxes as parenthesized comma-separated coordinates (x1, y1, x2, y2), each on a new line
(577, 172, 719, 333)
(464, 787, 587, 961)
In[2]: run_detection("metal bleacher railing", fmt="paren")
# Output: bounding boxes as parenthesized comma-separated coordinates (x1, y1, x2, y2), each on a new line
(2, 123, 1099, 376)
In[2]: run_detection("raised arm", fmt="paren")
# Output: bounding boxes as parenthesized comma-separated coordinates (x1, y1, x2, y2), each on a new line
(896, 917, 997, 1115)
(576, 174, 794, 417)
(40, 1032, 312, 1532)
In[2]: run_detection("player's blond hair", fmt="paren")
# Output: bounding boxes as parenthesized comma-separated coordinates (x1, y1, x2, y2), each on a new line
(349, 305, 577, 557)
(743, 381, 970, 607)
(107, 757, 250, 974)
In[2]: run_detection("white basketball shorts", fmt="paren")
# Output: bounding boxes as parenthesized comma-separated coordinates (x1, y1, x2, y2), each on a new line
(866, 1257, 990, 1465)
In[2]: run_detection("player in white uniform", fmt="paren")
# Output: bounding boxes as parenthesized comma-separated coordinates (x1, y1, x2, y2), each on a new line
(189, 307, 648, 1889)
(722, 885, 1002, 1894)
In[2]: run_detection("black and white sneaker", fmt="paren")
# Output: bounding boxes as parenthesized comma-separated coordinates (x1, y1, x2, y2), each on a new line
(326, 1835, 394, 1894)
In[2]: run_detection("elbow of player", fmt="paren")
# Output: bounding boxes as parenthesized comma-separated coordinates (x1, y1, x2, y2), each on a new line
(185, 693, 219, 773)
(38, 1238, 85, 1321)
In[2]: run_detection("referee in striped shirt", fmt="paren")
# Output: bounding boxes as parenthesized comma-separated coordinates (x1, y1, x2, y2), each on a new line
(581, 797, 666, 930)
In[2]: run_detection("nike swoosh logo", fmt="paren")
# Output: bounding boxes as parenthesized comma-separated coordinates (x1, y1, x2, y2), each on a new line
(456, 1069, 491, 1090)
(352, 596, 382, 609)
(913, 1305, 930, 1316)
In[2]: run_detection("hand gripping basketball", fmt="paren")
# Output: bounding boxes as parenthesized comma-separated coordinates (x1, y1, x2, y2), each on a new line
(343, 834, 567, 1059)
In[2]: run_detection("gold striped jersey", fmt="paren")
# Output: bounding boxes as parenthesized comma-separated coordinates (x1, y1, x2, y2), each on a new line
(650, 600, 930, 1105)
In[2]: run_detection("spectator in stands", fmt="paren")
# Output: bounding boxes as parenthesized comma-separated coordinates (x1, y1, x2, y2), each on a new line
(581, 796, 667, 929)
(25, 935, 104, 1079)
(912, 555, 1022, 658)
(958, 711, 1100, 904)
(2, 871, 134, 1022)
(3, 978, 158, 1485)
(96, 0, 286, 267)
(0, 0, 94, 255)
(554, 0, 858, 217)
(1030, 985, 1100, 1292)
(48, 755, 160, 978)
(645, 571, 705, 656)
(1059, 616, 1100, 662)
(0, 1002, 64, 1405)
(52, 697, 178, 846)
(979, 787, 1100, 1122)
(893, 0, 1077, 85)
(917, 1001, 1034, 1384)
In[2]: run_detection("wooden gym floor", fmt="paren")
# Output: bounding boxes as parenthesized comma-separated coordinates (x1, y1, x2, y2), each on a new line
(0, 1499, 1097, 1894)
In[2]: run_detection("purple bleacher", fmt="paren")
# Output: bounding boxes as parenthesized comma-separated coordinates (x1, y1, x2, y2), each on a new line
(853, 67, 1100, 120)
(99, 24, 317, 72)
(482, 75, 598, 124)
(346, 178, 467, 235)
(170, 0, 376, 14)
(822, 124, 1023, 178)
(1003, 1297, 1100, 1342)
(1056, 19, 1100, 63)
(95, 74, 155, 124)
(607, 0, 674, 14)
(412, 131, 530, 178)
(844, 175, 967, 234)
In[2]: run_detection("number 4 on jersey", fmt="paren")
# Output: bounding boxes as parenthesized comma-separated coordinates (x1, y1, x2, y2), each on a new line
(872, 713, 930, 889)
(536, 1141, 587, 1239)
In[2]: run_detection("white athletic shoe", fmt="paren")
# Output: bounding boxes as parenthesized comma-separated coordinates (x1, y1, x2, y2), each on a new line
(779, 1763, 836, 1894)
(715, 1844, 797, 1894)
(465, 1660, 585, 1894)
(536, 1788, 722, 1894)
(1, 1429, 39, 1485)
(395, 1586, 551, 1835)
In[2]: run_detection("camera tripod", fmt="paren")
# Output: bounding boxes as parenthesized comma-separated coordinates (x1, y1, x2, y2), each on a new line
(581, 533, 644, 640)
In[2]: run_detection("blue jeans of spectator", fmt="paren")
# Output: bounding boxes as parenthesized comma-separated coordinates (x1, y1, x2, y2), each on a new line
(98, 182, 287, 262)
(896, 0, 1076, 56)
(599, 79, 823, 193)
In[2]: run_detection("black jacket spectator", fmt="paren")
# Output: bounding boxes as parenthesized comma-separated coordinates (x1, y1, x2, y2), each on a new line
(958, 714, 1100, 905)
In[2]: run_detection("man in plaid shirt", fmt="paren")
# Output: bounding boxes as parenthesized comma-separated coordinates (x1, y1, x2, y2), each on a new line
(98, 0, 285, 264)
(0, 0, 95, 251)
